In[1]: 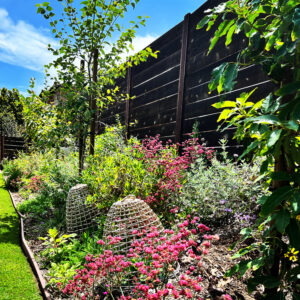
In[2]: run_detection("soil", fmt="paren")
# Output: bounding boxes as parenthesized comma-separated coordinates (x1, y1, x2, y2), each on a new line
(10, 190, 264, 300)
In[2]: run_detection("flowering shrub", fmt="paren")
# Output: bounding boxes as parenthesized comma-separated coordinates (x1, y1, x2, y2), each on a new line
(133, 136, 213, 222)
(60, 217, 220, 299)
(177, 149, 268, 228)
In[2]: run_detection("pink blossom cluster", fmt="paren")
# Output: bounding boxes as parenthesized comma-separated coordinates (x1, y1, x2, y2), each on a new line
(59, 216, 226, 300)
(9, 176, 21, 190)
(26, 175, 45, 193)
(132, 136, 213, 211)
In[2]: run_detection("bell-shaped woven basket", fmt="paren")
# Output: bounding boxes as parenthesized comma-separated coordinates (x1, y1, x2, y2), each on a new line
(66, 184, 99, 234)
(103, 195, 164, 253)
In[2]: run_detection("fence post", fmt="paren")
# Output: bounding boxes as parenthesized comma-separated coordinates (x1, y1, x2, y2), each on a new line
(175, 13, 190, 145)
(125, 67, 132, 140)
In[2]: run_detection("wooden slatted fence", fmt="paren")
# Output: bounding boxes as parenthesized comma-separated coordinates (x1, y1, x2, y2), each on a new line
(99, 0, 275, 153)
(0, 136, 27, 162)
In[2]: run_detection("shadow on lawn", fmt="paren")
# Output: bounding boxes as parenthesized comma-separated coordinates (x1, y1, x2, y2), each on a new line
(0, 213, 19, 245)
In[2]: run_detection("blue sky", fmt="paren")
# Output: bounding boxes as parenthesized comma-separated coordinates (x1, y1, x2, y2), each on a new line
(0, 0, 204, 94)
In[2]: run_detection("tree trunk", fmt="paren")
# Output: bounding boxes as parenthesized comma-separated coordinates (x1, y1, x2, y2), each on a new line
(89, 49, 98, 155)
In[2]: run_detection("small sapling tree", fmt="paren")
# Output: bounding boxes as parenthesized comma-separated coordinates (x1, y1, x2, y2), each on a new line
(31, 0, 157, 173)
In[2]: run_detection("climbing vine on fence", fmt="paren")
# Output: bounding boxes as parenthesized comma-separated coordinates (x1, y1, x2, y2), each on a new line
(198, 0, 300, 297)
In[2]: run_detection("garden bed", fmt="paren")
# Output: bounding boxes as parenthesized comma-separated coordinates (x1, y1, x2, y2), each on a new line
(10, 186, 259, 300)
(2, 127, 268, 300)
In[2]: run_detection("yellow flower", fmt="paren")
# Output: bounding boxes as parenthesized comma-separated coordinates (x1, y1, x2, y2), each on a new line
(284, 248, 299, 262)
(296, 215, 300, 222)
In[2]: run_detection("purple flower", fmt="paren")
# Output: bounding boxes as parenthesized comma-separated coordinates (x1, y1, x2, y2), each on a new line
(243, 215, 250, 221)
(220, 200, 226, 205)
(225, 208, 232, 213)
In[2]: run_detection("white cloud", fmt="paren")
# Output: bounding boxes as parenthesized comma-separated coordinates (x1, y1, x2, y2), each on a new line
(0, 7, 157, 91)
(131, 34, 157, 53)
(0, 8, 56, 72)
(121, 34, 158, 61)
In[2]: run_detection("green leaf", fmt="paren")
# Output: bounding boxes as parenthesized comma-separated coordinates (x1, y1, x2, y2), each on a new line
(292, 8, 300, 41)
(238, 259, 253, 277)
(197, 15, 210, 29)
(240, 227, 252, 237)
(249, 115, 280, 125)
(208, 63, 227, 91)
(275, 82, 300, 96)
(260, 186, 292, 216)
(263, 276, 281, 288)
(225, 24, 237, 46)
(257, 195, 268, 205)
(208, 34, 220, 53)
(239, 140, 260, 159)
(290, 190, 300, 214)
(225, 259, 252, 277)
(283, 120, 299, 131)
(261, 94, 280, 114)
(222, 63, 238, 92)
(217, 109, 233, 122)
(267, 129, 282, 147)
(251, 257, 264, 271)
(286, 219, 300, 249)
(213, 101, 237, 109)
(291, 99, 300, 120)
(275, 209, 290, 233)
(219, 19, 235, 37)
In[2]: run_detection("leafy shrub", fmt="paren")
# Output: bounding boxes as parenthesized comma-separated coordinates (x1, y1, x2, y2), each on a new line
(177, 147, 267, 228)
(3, 164, 22, 191)
(83, 124, 152, 211)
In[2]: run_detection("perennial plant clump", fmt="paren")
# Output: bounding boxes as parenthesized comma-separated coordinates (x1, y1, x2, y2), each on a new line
(60, 216, 222, 300)
(177, 145, 268, 228)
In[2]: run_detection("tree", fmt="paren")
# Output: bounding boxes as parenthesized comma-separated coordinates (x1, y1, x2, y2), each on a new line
(33, 0, 157, 173)
(0, 88, 23, 136)
(198, 0, 300, 297)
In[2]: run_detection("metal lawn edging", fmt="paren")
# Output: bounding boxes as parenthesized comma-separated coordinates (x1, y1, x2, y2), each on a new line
(7, 187, 51, 300)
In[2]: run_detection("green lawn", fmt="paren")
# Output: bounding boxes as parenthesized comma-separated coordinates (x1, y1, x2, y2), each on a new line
(0, 173, 42, 300)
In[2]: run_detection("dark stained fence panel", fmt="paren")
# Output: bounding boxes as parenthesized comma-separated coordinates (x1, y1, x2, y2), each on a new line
(100, 0, 275, 150)
(0, 136, 28, 161)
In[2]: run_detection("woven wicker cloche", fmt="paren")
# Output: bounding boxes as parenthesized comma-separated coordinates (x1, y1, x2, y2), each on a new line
(103, 195, 164, 252)
(66, 184, 99, 234)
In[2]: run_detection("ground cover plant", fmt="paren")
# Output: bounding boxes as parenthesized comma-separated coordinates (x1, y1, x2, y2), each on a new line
(0, 174, 41, 300)
(60, 217, 220, 300)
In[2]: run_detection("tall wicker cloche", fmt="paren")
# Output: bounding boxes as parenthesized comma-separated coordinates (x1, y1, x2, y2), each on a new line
(103, 195, 164, 252)
(66, 184, 99, 234)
